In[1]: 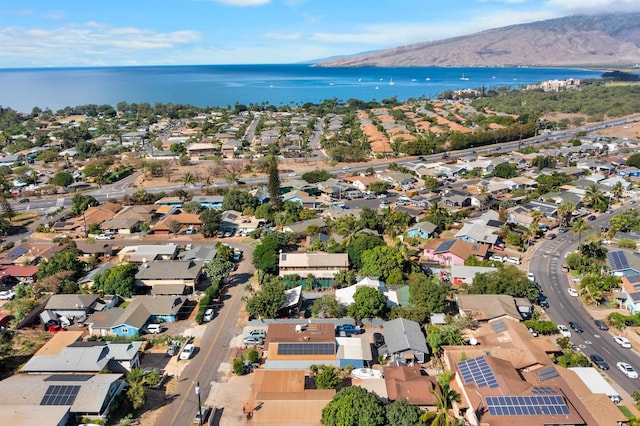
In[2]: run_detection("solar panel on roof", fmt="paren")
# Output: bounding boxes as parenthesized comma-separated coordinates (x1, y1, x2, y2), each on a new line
(486, 395, 570, 417)
(277, 342, 334, 356)
(628, 274, 640, 284)
(7, 247, 28, 259)
(45, 374, 93, 382)
(531, 386, 557, 395)
(536, 366, 559, 381)
(608, 251, 630, 271)
(435, 240, 456, 252)
(491, 320, 506, 333)
(457, 356, 499, 389)
(40, 385, 81, 406)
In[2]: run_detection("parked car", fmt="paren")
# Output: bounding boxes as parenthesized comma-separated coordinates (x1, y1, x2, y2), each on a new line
(0, 290, 15, 300)
(245, 329, 267, 339)
(186, 225, 197, 235)
(202, 309, 215, 323)
(489, 254, 503, 262)
(594, 319, 609, 330)
(95, 234, 113, 240)
(527, 273, 535, 282)
(539, 297, 550, 309)
(614, 336, 632, 349)
(144, 323, 164, 334)
(336, 324, 363, 336)
(180, 343, 195, 360)
(503, 256, 521, 265)
(559, 227, 568, 233)
(493, 244, 505, 251)
(588, 215, 597, 221)
(243, 335, 264, 346)
(617, 362, 639, 378)
(17, 198, 29, 203)
(193, 406, 212, 424)
(590, 353, 609, 370)
(569, 321, 583, 333)
(567, 288, 579, 297)
(546, 233, 557, 240)
(373, 332, 385, 347)
(166, 341, 180, 357)
(557, 325, 571, 338)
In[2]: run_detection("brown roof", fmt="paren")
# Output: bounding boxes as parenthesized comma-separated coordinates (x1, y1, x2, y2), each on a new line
(266, 323, 335, 345)
(383, 366, 441, 406)
(34, 331, 84, 356)
(83, 203, 122, 225)
(250, 369, 335, 426)
(153, 213, 202, 231)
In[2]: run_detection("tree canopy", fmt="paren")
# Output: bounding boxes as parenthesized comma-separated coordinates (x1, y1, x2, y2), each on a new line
(468, 264, 539, 301)
(71, 194, 99, 215)
(321, 386, 386, 426)
(221, 189, 258, 212)
(301, 169, 332, 183)
(245, 277, 287, 319)
(359, 245, 405, 282)
(93, 263, 138, 297)
(347, 286, 388, 320)
(199, 209, 222, 238)
(37, 249, 85, 282)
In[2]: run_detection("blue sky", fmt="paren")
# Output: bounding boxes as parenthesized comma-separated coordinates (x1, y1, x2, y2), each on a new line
(0, 0, 639, 68)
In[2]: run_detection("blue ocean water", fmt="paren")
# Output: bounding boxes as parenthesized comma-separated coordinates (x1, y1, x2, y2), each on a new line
(0, 64, 603, 113)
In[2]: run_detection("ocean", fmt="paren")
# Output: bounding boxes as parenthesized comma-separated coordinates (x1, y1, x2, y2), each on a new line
(0, 64, 604, 113)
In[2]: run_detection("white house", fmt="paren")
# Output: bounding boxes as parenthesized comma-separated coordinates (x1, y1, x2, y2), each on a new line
(335, 277, 399, 307)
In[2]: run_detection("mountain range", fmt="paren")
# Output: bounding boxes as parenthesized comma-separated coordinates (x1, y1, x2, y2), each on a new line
(317, 13, 640, 68)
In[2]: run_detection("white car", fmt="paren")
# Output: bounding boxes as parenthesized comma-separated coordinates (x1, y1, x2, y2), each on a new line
(180, 343, 195, 360)
(0, 290, 15, 300)
(614, 336, 632, 349)
(617, 362, 639, 378)
(503, 256, 521, 265)
(567, 288, 579, 297)
(202, 309, 215, 323)
(557, 324, 571, 338)
(95, 234, 113, 240)
(527, 272, 535, 282)
(489, 254, 503, 262)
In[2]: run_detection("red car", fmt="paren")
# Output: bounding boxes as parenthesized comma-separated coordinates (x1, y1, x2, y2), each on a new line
(48, 324, 63, 333)
(493, 244, 505, 251)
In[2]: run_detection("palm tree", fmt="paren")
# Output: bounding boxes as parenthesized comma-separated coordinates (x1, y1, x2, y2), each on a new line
(530, 209, 543, 225)
(571, 217, 592, 247)
(182, 172, 195, 186)
(335, 215, 362, 245)
(584, 184, 607, 211)
(557, 202, 576, 227)
(612, 181, 624, 203)
(421, 382, 462, 425)
(226, 171, 239, 185)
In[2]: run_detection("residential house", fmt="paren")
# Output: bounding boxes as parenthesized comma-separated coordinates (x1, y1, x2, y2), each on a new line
(179, 246, 218, 263)
(335, 277, 399, 307)
(449, 265, 498, 286)
(43, 294, 100, 320)
(191, 195, 224, 209)
(456, 294, 529, 322)
(376, 170, 415, 188)
(88, 295, 185, 337)
(248, 369, 335, 426)
(454, 223, 499, 246)
(134, 259, 204, 294)
(78, 263, 116, 288)
(405, 221, 437, 239)
(0, 373, 126, 421)
(423, 239, 489, 266)
(221, 139, 242, 157)
(117, 244, 178, 263)
(439, 189, 472, 209)
(342, 175, 384, 192)
(383, 366, 441, 406)
(0, 242, 69, 266)
(0, 264, 38, 285)
(74, 241, 114, 259)
(154, 197, 184, 208)
(186, 142, 218, 157)
(282, 190, 325, 209)
(278, 252, 349, 279)
(220, 210, 265, 234)
(20, 330, 143, 374)
(152, 213, 202, 234)
(282, 218, 327, 235)
(382, 318, 430, 364)
(53, 203, 121, 234)
(263, 322, 338, 369)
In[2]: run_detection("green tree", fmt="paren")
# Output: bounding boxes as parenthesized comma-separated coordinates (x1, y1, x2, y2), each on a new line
(386, 398, 422, 426)
(367, 181, 389, 193)
(346, 233, 386, 270)
(245, 277, 287, 319)
(359, 245, 404, 282)
(199, 208, 222, 238)
(315, 365, 342, 389)
(83, 161, 108, 186)
(321, 386, 386, 426)
(0, 197, 14, 220)
(583, 184, 608, 212)
(267, 155, 282, 211)
(301, 169, 332, 183)
(126, 368, 147, 410)
(182, 200, 202, 213)
(51, 171, 73, 187)
(93, 263, 138, 297)
(492, 163, 517, 178)
(409, 274, 449, 313)
(167, 219, 183, 237)
(424, 382, 461, 426)
(221, 189, 258, 212)
(627, 153, 640, 168)
(71, 194, 99, 215)
(469, 264, 539, 302)
(311, 294, 347, 318)
(347, 286, 388, 320)
(37, 249, 85, 282)
(204, 258, 235, 285)
(170, 143, 187, 156)
(571, 217, 591, 246)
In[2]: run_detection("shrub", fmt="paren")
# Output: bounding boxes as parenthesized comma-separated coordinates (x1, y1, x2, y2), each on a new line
(232, 357, 246, 375)
(244, 349, 260, 364)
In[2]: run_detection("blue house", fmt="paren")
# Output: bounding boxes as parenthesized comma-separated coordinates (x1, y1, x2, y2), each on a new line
(405, 221, 437, 239)
(191, 195, 224, 210)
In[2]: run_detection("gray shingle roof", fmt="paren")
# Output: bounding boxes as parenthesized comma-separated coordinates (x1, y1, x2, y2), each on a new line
(383, 318, 429, 355)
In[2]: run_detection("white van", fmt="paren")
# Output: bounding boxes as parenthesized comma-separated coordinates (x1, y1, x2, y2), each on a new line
(144, 323, 163, 334)
(186, 225, 197, 235)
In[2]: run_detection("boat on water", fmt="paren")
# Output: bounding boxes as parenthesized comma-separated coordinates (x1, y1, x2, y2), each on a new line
(425, 77, 431, 81)
(411, 78, 417, 82)
(460, 74, 469, 81)
(389, 78, 395, 86)
(375, 86, 379, 90)
(351, 368, 384, 379)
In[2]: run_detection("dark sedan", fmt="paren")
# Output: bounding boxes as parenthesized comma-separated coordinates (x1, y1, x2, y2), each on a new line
(569, 321, 583, 333)
(594, 319, 609, 331)
(590, 354, 609, 370)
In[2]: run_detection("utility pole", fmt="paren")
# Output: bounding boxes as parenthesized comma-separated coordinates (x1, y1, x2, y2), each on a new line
(194, 381, 202, 426)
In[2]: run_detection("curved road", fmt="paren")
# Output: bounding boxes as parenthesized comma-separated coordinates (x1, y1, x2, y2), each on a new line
(530, 208, 640, 397)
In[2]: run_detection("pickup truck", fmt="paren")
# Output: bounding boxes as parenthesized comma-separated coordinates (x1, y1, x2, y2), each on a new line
(335, 324, 363, 336)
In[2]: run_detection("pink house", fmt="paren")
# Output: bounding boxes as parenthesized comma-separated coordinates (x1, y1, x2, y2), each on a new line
(423, 239, 489, 266)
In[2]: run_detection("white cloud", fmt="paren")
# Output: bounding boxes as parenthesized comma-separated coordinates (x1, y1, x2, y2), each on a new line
(214, 0, 270, 6)
(545, 0, 640, 12)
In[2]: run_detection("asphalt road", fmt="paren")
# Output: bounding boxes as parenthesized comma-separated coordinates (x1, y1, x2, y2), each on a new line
(530, 208, 640, 397)
(156, 240, 255, 426)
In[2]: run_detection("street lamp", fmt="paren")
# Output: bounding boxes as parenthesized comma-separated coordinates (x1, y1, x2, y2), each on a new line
(194, 380, 203, 426)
